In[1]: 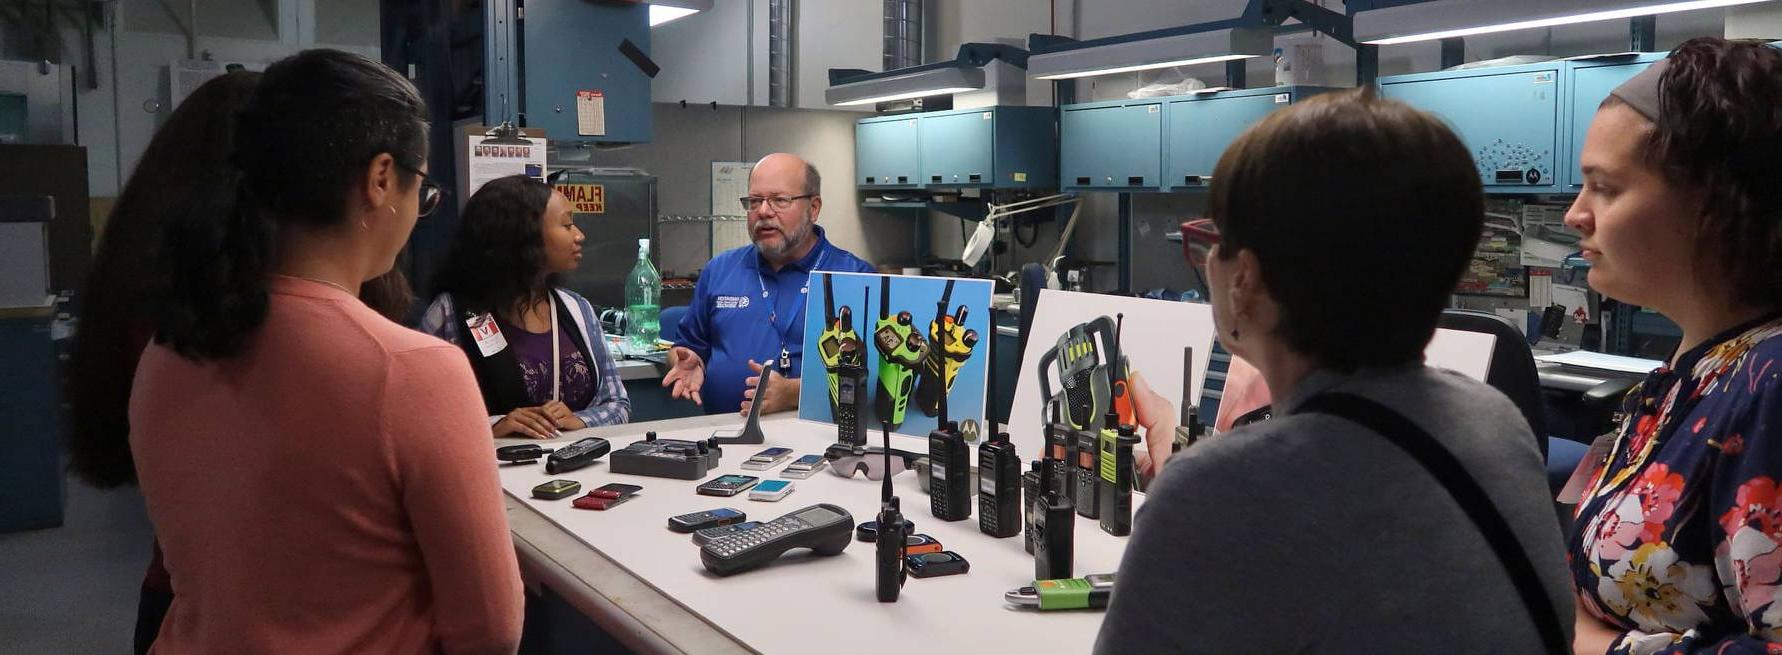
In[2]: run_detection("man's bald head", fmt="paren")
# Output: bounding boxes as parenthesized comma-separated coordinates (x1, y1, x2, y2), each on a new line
(753, 152, 820, 197)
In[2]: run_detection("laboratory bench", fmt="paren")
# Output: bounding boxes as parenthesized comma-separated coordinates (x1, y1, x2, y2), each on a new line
(501, 413, 1133, 654)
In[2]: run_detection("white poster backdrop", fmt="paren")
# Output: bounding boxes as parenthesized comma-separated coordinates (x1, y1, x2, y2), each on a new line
(1007, 291, 1218, 462)
(1007, 289, 1497, 469)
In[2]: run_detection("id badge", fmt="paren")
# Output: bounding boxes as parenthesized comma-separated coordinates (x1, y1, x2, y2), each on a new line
(465, 312, 509, 357)
(1557, 431, 1618, 504)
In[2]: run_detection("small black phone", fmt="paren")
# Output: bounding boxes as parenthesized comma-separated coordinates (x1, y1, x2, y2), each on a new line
(696, 474, 761, 497)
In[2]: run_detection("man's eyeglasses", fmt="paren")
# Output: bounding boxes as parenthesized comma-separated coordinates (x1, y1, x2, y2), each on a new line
(397, 161, 444, 218)
(739, 194, 814, 212)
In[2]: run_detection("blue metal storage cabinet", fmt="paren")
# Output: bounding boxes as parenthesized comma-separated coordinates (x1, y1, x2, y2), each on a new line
(1564, 53, 1667, 189)
(1378, 61, 1566, 194)
(486, 0, 653, 144)
(1163, 86, 1337, 191)
(856, 115, 922, 189)
(1059, 99, 1164, 191)
(915, 106, 1056, 189)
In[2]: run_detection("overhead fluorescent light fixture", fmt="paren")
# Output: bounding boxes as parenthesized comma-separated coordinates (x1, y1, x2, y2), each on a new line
(1362, 0, 1772, 45)
(826, 65, 986, 106)
(1028, 25, 1272, 81)
(648, 0, 712, 27)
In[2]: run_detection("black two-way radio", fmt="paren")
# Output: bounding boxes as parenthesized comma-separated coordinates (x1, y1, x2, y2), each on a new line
(927, 292, 971, 522)
(875, 421, 907, 602)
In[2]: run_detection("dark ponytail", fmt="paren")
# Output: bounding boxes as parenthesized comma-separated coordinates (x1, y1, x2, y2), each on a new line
(151, 49, 429, 359)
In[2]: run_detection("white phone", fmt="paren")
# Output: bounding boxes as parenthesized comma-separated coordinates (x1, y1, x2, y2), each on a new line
(749, 479, 795, 502)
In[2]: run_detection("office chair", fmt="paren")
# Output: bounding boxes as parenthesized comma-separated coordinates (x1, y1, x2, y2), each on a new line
(658, 305, 689, 344)
(1438, 309, 1548, 459)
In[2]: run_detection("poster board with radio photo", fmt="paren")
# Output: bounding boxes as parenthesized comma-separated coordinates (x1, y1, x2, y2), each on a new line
(798, 272, 993, 442)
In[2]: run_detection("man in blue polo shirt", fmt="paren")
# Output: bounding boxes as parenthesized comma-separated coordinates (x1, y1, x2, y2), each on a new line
(664, 153, 876, 415)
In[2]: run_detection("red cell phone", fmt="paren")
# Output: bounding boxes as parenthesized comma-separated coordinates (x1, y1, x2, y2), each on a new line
(573, 483, 642, 510)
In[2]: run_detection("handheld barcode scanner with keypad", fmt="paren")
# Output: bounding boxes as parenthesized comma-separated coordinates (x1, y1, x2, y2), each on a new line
(820, 275, 870, 446)
(698, 503, 854, 577)
(915, 279, 980, 421)
(873, 276, 927, 429)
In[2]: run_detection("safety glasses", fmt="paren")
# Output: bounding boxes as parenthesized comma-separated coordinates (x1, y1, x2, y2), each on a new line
(824, 443, 919, 480)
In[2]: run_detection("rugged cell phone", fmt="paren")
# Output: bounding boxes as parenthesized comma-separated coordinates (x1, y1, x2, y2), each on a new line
(693, 521, 760, 546)
(668, 507, 746, 533)
(855, 518, 915, 543)
(902, 533, 944, 555)
(906, 551, 970, 578)
(573, 483, 640, 511)
(1005, 573, 1115, 610)
(978, 431, 1022, 538)
(544, 437, 611, 475)
(696, 474, 761, 497)
(872, 276, 927, 429)
(531, 479, 582, 500)
(915, 279, 980, 419)
(820, 276, 870, 447)
(748, 479, 795, 502)
(780, 454, 828, 479)
(741, 447, 794, 471)
(496, 444, 552, 464)
(699, 503, 854, 577)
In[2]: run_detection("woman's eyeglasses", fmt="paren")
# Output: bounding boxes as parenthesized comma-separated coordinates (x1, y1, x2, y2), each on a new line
(397, 161, 444, 218)
(739, 194, 814, 212)
(1180, 218, 1220, 271)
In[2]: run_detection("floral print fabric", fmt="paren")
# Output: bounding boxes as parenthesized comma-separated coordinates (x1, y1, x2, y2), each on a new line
(1570, 315, 1782, 654)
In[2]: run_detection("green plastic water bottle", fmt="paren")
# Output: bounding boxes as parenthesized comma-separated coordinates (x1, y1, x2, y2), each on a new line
(623, 238, 660, 354)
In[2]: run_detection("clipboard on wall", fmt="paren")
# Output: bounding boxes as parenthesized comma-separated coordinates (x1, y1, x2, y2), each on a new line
(454, 123, 549, 208)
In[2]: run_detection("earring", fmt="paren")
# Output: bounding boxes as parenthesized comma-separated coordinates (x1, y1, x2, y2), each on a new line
(1230, 328, 1241, 341)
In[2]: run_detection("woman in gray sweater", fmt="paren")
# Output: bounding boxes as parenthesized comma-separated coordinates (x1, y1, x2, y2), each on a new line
(1095, 88, 1572, 654)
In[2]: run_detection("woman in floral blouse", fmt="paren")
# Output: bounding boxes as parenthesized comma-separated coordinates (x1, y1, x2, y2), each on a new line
(1566, 37, 1782, 654)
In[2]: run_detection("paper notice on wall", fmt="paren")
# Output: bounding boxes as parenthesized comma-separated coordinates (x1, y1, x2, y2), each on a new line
(1529, 270, 1554, 308)
(577, 90, 606, 136)
(466, 135, 547, 197)
(711, 161, 754, 253)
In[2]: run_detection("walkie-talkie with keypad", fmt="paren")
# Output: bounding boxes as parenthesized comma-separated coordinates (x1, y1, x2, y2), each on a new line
(820, 275, 870, 447)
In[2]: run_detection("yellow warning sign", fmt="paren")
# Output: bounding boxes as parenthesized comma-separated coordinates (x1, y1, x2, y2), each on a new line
(555, 184, 605, 214)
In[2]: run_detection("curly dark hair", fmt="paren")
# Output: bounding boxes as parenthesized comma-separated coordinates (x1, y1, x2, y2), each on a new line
(431, 175, 558, 317)
(1614, 37, 1782, 310)
(1210, 87, 1483, 371)
(65, 71, 261, 487)
(150, 49, 429, 360)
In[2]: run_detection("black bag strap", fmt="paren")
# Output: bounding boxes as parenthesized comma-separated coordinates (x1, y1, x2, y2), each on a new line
(1297, 392, 1567, 655)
